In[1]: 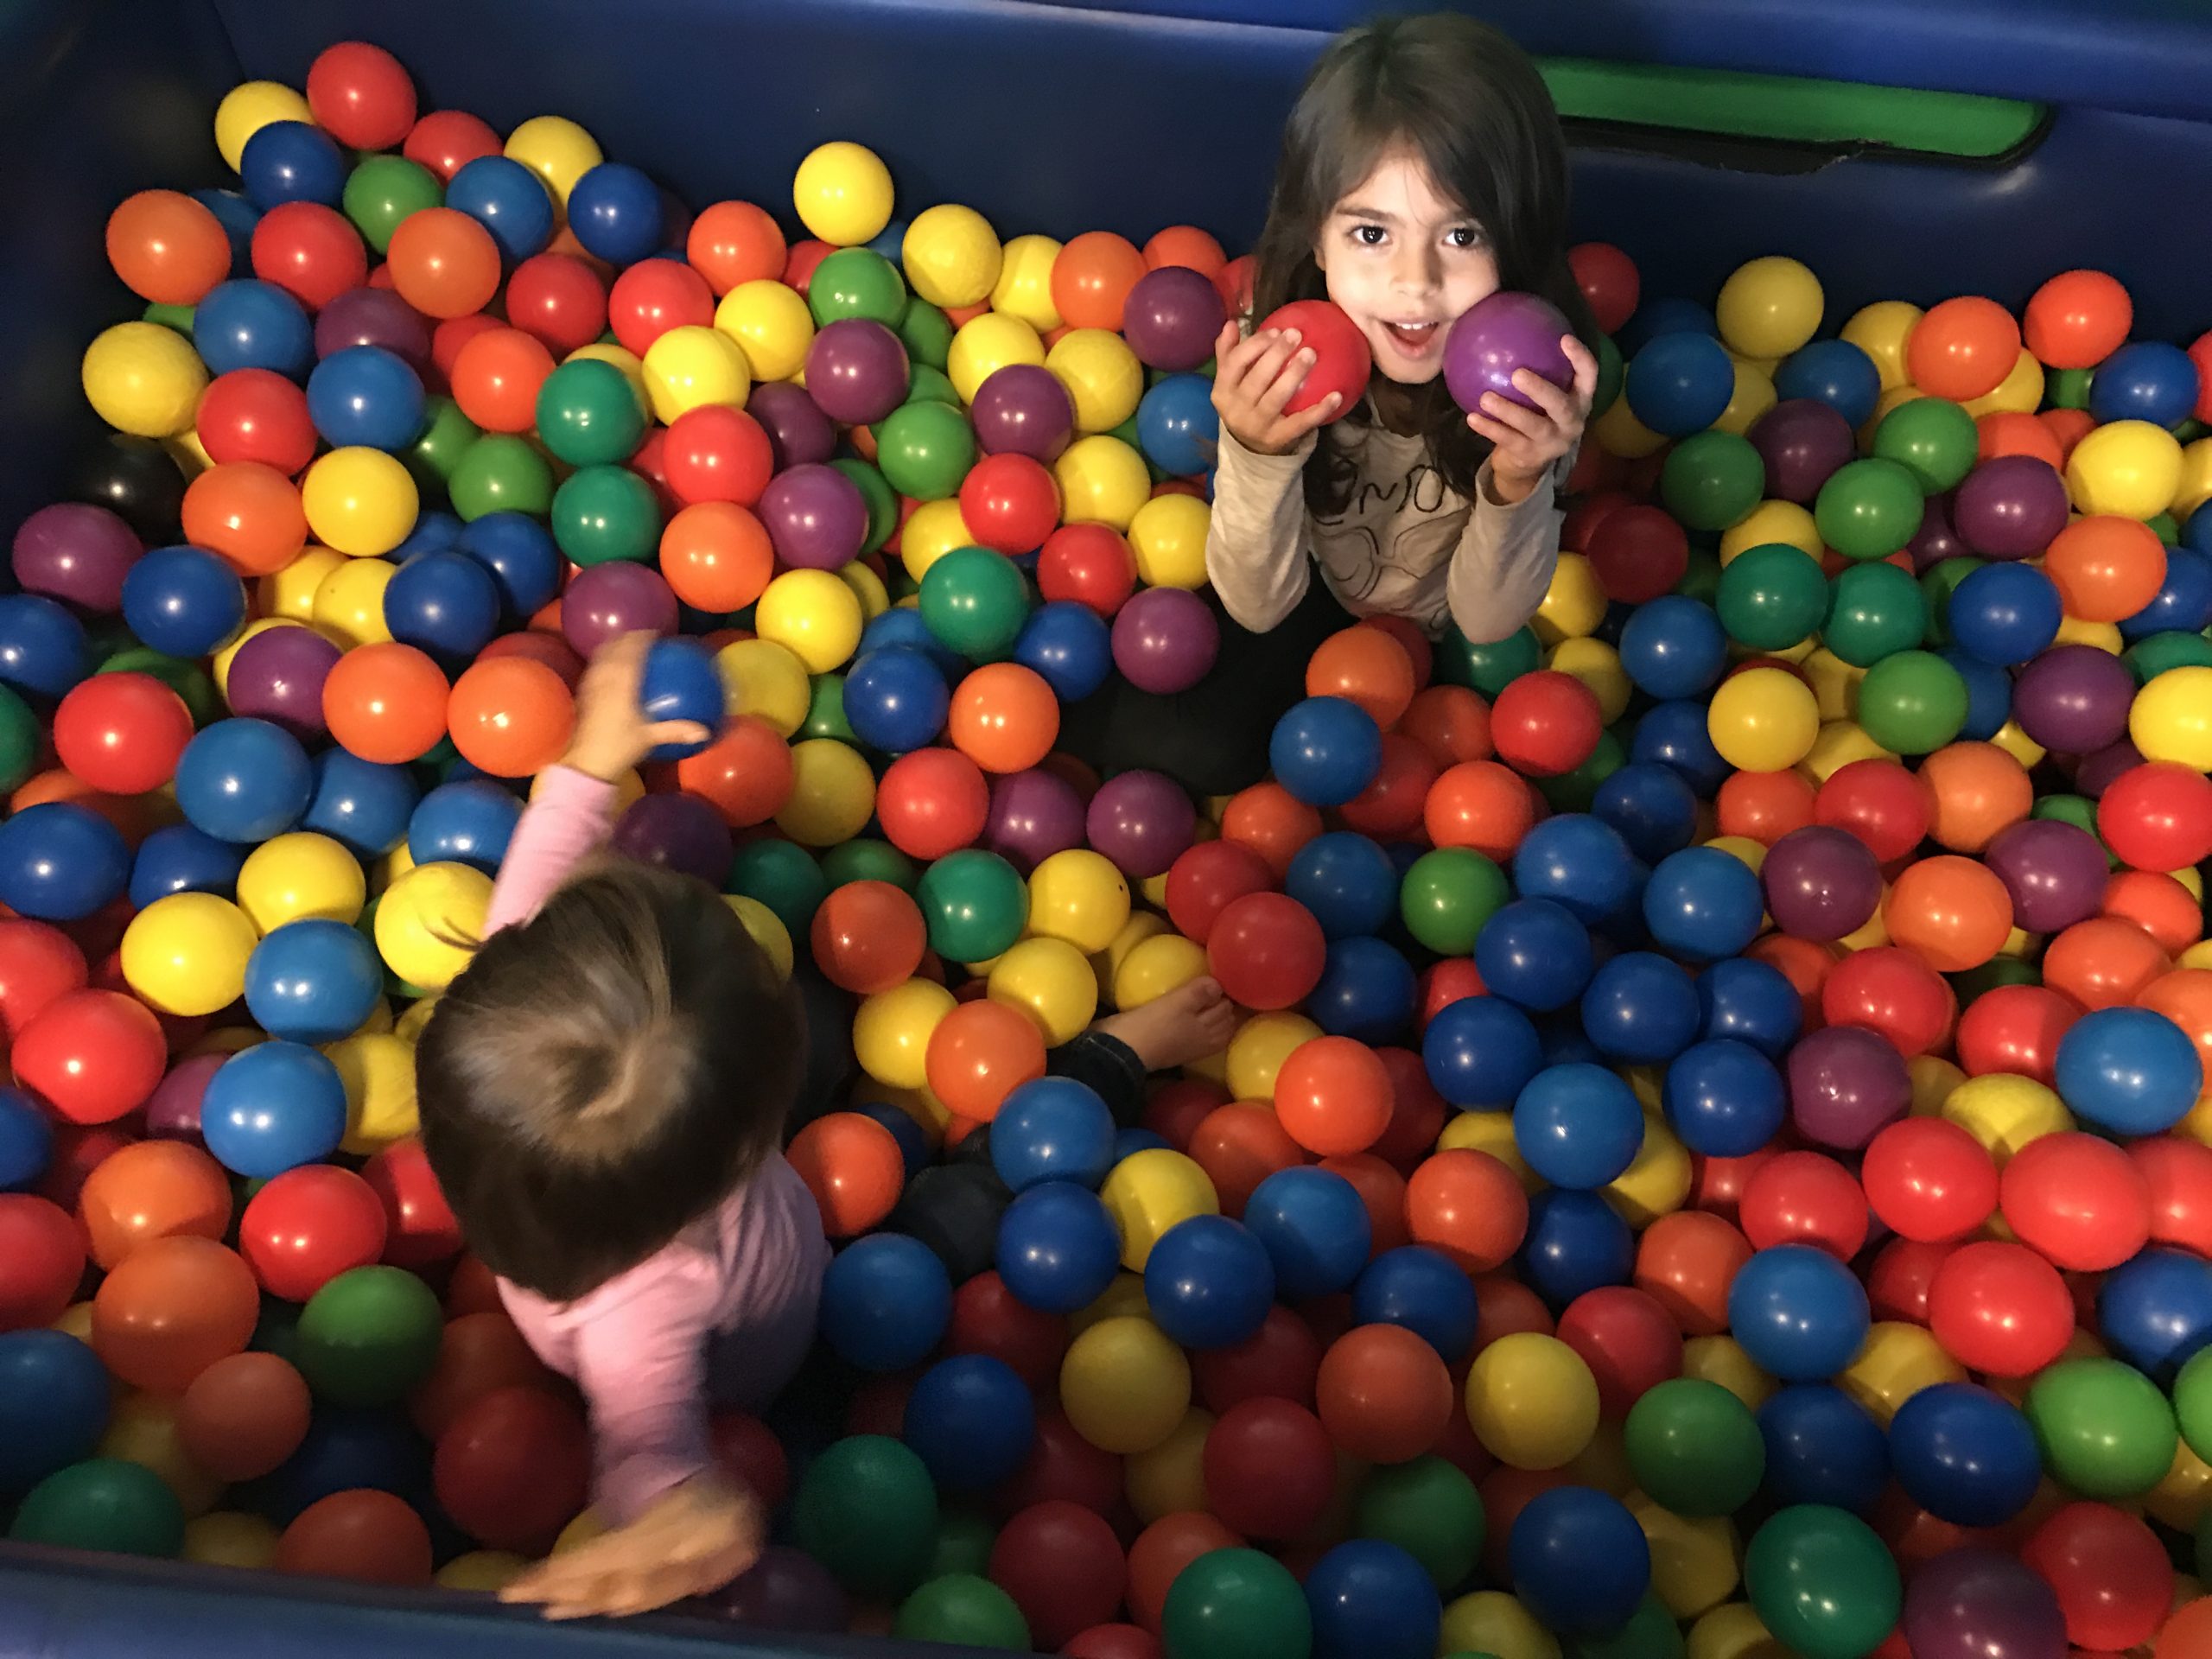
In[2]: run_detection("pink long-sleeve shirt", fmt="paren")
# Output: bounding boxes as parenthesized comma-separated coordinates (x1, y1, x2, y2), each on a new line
(484, 766, 830, 1524)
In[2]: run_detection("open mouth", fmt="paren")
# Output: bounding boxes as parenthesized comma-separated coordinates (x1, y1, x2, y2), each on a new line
(1379, 320, 1444, 355)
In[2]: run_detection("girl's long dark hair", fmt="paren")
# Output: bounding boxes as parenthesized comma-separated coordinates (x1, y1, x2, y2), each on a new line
(1250, 13, 1597, 516)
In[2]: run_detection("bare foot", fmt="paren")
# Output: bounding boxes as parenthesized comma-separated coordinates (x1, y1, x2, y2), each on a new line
(1096, 976, 1240, 1073)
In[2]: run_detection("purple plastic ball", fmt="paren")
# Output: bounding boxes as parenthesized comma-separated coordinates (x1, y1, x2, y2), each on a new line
(563, 562, 678, 658)
(1122, 267, 1227, 372)
(1084, 768, 1197, 879)
(1952, 455, 2070, 560)
(1761, 824, 1883, 942)
(314, 287, 433, 372)
(983, 768, 1088, 874)
(145, 1052, 225, 1142)
(747, 382, 837, 469)
(969, 365, 1076, 461)
(613, 791, 733, 887)
(700, 1545, 850, 1634)
(12, 503, 141, 613)
(1442, 290, 1573, 414)
(2012, 643, 2135, 754)
(1110, 586, 1219, 694)
(225, 624, 342, 741)
(1750, 399, 1856, 504)
(1907, 492, 1967, 574)
(2071, 736, 2144, 798)
(1787, 1023, 1911, 1150)
(804, 318, 911, 426)
(1982, 818, 2108, 934)
(1900, 1548, 2065, 1659)
(758, 463, 868, 571)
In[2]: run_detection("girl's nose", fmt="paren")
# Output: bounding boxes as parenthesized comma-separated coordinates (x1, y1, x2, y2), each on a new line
(1394, 244, 1442, 291)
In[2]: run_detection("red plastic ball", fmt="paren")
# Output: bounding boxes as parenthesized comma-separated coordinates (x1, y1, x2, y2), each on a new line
(1489, 670, 1602, 778)
(989, 1500, 1127, 1651)
(1037, 524, 1138, 617)
(1998, 1131, 2152, 1273)
(1338, 734, 1437, 840)
(251, 202, 370, 312)
(433, 1385, 592, 1553)
(360, 1138, 464, 1268)
(1369, 1046, 1447, 1170)
(0, 1192, 87, 1329)
(876, 747, 991, 861)
(1192, 1305, 1322, 1414)
(402, 111, 500, 183)
(1926, 1239, 2075, 1376)
(1164, 840, 1275, 946)
(1065, 1625, 1165, 1659)
(1954, 983, 2078, 1083)
(2019, 1500, 2173, 1653)
(52, 673, 194, 796)
(1553, 1286, 1685, 1417)
(505, 253, 610, 357)
(1739, 1149, 1870, 1259)
(1815, 760, 1933, 863)
(708, 1411, 790, 1515)
(1586, 505, 1688, 604)
(12, 988, 166, 1125)
(997, 1408, 1123, 1518)
(663, 405, 774, 508)
(1255, 301, 1371, 422)
(197, 368, 317, 474)
(2131, 1135, 2212, 1259)
(2097, 760, 2212, 873)
(1201, 1397, 1336, 1540)
(1866, 1236, 1953, 1325)
(240, 1165, 390, 1301)
(607, 258, 715, 358)
(1405, 1147, 1526, 1271)
(1819, 946, 1956, 1058)
(306, 41, 418, 150)
(948, 1270, 1068, 1392)
(1314, 1322, 1454, 1462)
(1205, 892, 1325, 1012)
(1569, 243, 1641, 337)
(1861, 1117, 1998, 1244)
(960, 453, 1063, 556)
(0, 918, 90, 1043)
(1187, 1102, 1303, 1219)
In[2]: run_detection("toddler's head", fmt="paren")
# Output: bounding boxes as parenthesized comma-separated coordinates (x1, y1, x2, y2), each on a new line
(416, 858, 800, 1302)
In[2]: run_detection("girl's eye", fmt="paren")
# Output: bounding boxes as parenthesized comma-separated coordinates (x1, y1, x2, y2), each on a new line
(1448, 227, 1486, 251)
(1351, 225, 1388, 248)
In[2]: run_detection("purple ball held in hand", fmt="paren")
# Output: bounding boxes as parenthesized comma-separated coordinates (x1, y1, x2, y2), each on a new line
(1442, 290, 1574, 414)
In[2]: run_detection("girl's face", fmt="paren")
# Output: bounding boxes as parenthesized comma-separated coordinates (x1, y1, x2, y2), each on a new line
(1314, 148, 1500, 385)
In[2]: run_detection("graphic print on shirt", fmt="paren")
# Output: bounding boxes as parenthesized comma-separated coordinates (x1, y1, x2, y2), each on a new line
(1313, 451, 1471, 622)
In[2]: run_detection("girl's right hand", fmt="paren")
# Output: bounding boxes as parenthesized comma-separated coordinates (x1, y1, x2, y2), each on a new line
(1210, 320, 1343, 456)
(499, 1476, 765, 1620)
(563, 632, 713, 783)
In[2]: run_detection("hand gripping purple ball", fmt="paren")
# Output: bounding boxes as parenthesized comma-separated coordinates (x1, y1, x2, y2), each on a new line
(1443, 291, 1575, 414)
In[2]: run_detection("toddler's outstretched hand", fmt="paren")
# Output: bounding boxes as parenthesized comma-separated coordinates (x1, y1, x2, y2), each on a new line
(1468, 333, 1599, 504)
(1210, 320, 1343, 456)
(499, 1475, 765, 1620)
(563, 632, 715, 783)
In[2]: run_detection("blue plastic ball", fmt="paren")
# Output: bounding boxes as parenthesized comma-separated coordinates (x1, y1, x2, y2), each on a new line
(1757, 1383, 1888, 1513)
(1515, 1062, 1644, 1189)
(2088, 340, 2201, 429)
(818, 1232, 954, 1371)
(1243, 1166, 1371, 1299)
(391, 511, 465, 565)
(1886, 1382, 2041, 1529)
(1618, 298, 1717, 357)
(175, 718, 314, 842)
(200, 1039, 349, 1179)
(264, 1407, 431, 1522)
(307, 346, 427, 454)
(567, 162, 665, 266)
(1940, 647, 2013, 741)
(1511, 813, 1642, 925)
(1698, 957, 1803, 1058)
(1630, 698, 1731, 797)
(1522, 1189, 1636, 1306)
(1308, 937, 1416, 1044)
(1270, 696, 1382, 807)
(239, 120, 346, 209)
(995, 1181, 1120, 1315)
(844, 647, 952, 753)
(1114, 1127, 1168, 1160)
(191, 188, 258, 269)
(121, 546, 247, 659)
(1579, 950, 1702, 1064)
(900, 1353, 1035, 1492)
(1618, 596, 1727, 699)
(0, 803, 130, 921)
(861, 607, 965, 679)
(1142, 1214, 1275, 1350)
(1509, 1486, 1652, 1638)
(1663, 1039, 1787, 1158)
(639, 638, 726, 761)
(1012, 601, 1112, 702)
(1728, 1244, 1871, 1381)
(1643, 846, 1764, 962)
(1625, 332, 1733, 436)
(2054, 1007, 2203, 1135)
(0, 594, 91, 698)
(1592, 762, 1700, 864)
(1947, 562, 2061, 666)
(1284, 831, 1398, 941)
(1136, 374, 1218, 477)
(0, 1330, 112, 1492)
(2096, 1247, 2212, 1384)
(0, 1086, 54, 1191)
(1421, 995, 1543, 1110)
(1773, 339, 1882, 427)
(408, 779, 523, 874)
(455, 512, 563, 620)
(990, 1077, 1117, 1192)
(383, 550, 501, 658)
(1306, 1538, 1442, 1659)
(1353, 1245, 1478, 1362)
(302, 749, 419, 858)
(243, 918, 385, 1045)
(443, 156, 556, 265)
(2121, 544, 2212, 640)
(852, 1100, 932, 1180)
(1473, 899, 1593, 1014)
(193, 280, 314, 379)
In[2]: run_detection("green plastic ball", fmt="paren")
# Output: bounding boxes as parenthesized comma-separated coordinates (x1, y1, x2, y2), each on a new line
(1814, 457, 1925, 561)
(1592, 334, 1624, 418)
(919, 545, 1032, 660)
(916, 849, 1029, 964)
(2031, 795, 2118, 867)
(926, 1510, 998, 1580)
(9, 1459, 184, 1557)
(406, 396, 484, 498)
(792, 1434, 940, 1600)
(906, 364, 963, 409)
(831, 456, 899, 554)
(875, 398, 978, 501)
(804, 673, 856, 743)
(1948, 957, 2041, 1003)
(1744, 1504, 1900, 1659)
(2177, 1345, 2212, 1466)
(1352, 1455, 1485, 1591)
(2024, 1357, 2179, 1498)
(1398, 849, 1510, 956)
(1623, 1378, 1765, 1517)
(342, 156, 443, 255)
(535, 359, 647, 468)
(725, 838, 828, 937)
(1437, 626, 1541, 697)
(1537, 728, 1625, 813)
(551, 463, 660, 565)
(2126, 629, 2212, 683)
(894, 1573, 1030, 1649)
(1872, 397, 1978, 493)
(2046, 367, 2092, 410)
(1661, 431, 1765, 532)
(295, 1265, 443, 1407)
(143, 302, 195, 334)
(0, 682, 44, 790)
(1567, 1592, 1688, 1659)
(1675, 546, 1722, 607)
(1917, 556, 1981, 647)
(1716, 543, 1828, 650)
(810, 249, 909, 327)
(899, 300, 957, 371)
(448, 432, 550, 520)
(1854, 650, 1967, 754)
(1823, 561, 1928, 667)
(820, 837, 918, 893)
(1162, 1547, 1313, 1659)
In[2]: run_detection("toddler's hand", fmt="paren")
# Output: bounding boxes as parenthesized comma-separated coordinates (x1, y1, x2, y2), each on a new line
(1469, 334, 1600, 504)
(1210, 320, 1343, 457)
(499, 1476, 764, 1620)
(562, 632, 713, 783)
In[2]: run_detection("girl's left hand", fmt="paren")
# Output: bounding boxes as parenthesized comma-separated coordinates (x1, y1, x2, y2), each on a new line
(500, 1476, 764, 1619)
(1467, 334, 1601, 505)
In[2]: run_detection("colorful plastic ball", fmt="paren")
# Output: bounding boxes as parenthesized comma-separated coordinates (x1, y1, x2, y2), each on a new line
(1142, 1214, 1275, 1351)
(997, 1179, 1122, 1315)
(0, 592, 91, 698)
(1728, 1245, 1870, 1382)
(2024, 1357, 2178, 1500)
(1928, 1240, 2073, 1378)
(1303, 1539, 1441, 1659)
(1109, 587, 1218, 696)
(992, 1077, 1117, 1194)
(1580, 951, 1701, 1065)
(120, 545, 247, 659)
(1473, 899, 1593, 1014)
(0, 1329, 112, 1492)
(8, 1458, 185, 1558)
(1462, 1329, 1598, 1471)
(821, 1233, 955, 1372)
(1880, 1382, 2041, 1532)
(1760, 1387, 1885, 1511)
(175, 717, 313, 842)
(2055, 1006, 2202, 1135)
(2097, 1248, 2212, 1383)
(1506, 1485, 1651, 1641)
(920, 544, 1029, 659)
(1744, 1506, 1901, 1659)
(1136, 373, 1217, 477)
(1626, 332, 1732, 436)
(1510, 812, 1640, 926)
(1421, 995, 1542, 1113)
(240, 918, 382, 1046)
(1240, 1166, 1371, 1300)
(1355, 1246, 1478, 1363)
(1256, 299, 1371, 421)
(1510, 1061, 1641, 1190)
(200, 1040, 349, 1179)
(50, 671, 190, 796)
(1161, 1547, 1311, 1659)
(898, 1352, 1035, 1495)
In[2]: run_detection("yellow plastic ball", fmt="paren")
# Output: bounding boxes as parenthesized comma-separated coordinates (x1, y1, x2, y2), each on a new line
(1908, 1054, 1967, 1119)
(1707, 667, 1818, 771)
(903, 204, 1003, 309)
(2172, 435, 2212, 521)
(1630, 1493, 1740, 1619)
(374, 861, 493, 991)
(1095, 911, 1167, 998)
(1113, 932, 1209, 1011)
(119, 893, 257, 1017)
(302, 448, 418, 559)
(947, 311, 1046, 404)
(1125, 1406, 1214, 1524)
(1704, 834, 1767, 875)
(1682, 1335, 1774, 1410)
(1548, 637, 1631, 724)
(2147, 1436, 2212, 1534)
(1534, 552, 1608, 644)
(793, 141, 895, 247)
(563, 342, 651, 415)
(2132, 664, 2212, 769)
(310, 556, 397, 650)
(1716, 257, 1822, 360)
(554, 1508, 609, 1554)
(840, 559, 889, 621)
(436, 1551, 529, 1592)
(213, 80, 311, 172)
(330, 1031, 420, 1156)
(1688, 1603, 1792, 1659)
(1054, 435, 1151, 531)
(1803, 720, 1894, 784)
(1607, 1113, 1693, 1226)
(1942, 1072, 2073, 1164)
(259, 547, 346, 626)
(992, 234, 1065, 332)
(1465, 1332, 1599, 1470)
(855, 977, 957, 1090)
(1027, 849, 1133, 955)
(1840, 1320, 1966, 1425)
(1841, 300, 1923, 392)
(1719, 502, 1821, 564)
(715, 280, 816, 383)
(1593, 396, 1667, 460)
(237, 832, 367, 931)
(392, 995, 437, 1044)
(101, 1392, 222, 1517)
(1128, 493, 1210, 589)
(82, 322, 208, 439)
(641, 325, 751, 424)
(722, 895, 793, 982)
(717, 638, 810, 736)
(504, 116, 603, 212)
(1962, 349, 2044, 418)
(1046, 328, 1145, 435)
(775, 738, 874, 846)
(1060, 1315, 1192, 1455)
(1438, 1108, 1541, 1191)
(1713, 359, 1778, 439)
(988, 937, 1098, 1046)
(899, 498, 973, 583)
(1440, 1592, 1563, 1659)
(185, 1511, 281, 1570)
(755, 569, 864, 674)
(1224, 1012, 1322, 1101)
(2067, 418, 2184, 519)
(1101, 1149, 1219, 1271)
(1069, 1271, 1152, 1336)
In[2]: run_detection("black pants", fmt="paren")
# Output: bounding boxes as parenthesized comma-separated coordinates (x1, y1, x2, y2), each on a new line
(1058, 581, 1354, 798)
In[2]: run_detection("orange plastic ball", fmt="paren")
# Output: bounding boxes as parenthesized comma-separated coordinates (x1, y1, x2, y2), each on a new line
(1052, 232, 1148, 332)
(446, 656, 575, 779)
(1273, 1036, 1393, 1157)
(2043, 916, 2171, 1011)
(1306, 627, 1417, 729)
(1885, 855, 2014, 973)
(1424, 760, 1536, 861)
(1974, 411, 2064, 470)
(1916, 742, 2032, 855)
(675, 716, 794, 828)
(2102, 870, 2202, 957)
(449, 326, 557, 435)
(810, 880, 928, 995)
(323, 643, 450, 763)
(925, 998, 1048, 1122)
(77, 1139, 232, 1270)
(1399, 685, 1492, 769)
(1717, 769, 1816, 846)
(1405, 1147, 1529, 1273)
(687, 200, 788, 296)
(107, 189, 232, 307)
(276, 1489, 434, 1586)
(1219, 783, 1324, 880)
(949, 663, 1061, 774)
(1187, 1102, 1305, 1219)
(661, 502, 775, 613)
(178, 1351, 313, 1481)
(181, 461, 308, 576)
(1144, 226, 1228, 277)
(787, 1110, 907, 1236)
(1906, 297, 2023, 401)
(2023, 270, 2132, 371)
(2044, 515, 2167, 624)
(385, 207, 502, 321)
(92, 1236, 260, 1394)
(1314, 1322, 1453, 1464)
(1634, 1211, 1752, 1338)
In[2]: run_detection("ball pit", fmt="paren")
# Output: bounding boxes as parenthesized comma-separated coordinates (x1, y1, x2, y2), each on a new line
(3, 20, 2212, 1659)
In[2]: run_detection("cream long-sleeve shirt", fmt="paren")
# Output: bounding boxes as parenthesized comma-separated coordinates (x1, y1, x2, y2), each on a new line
(1205, 420, 1567, 645)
